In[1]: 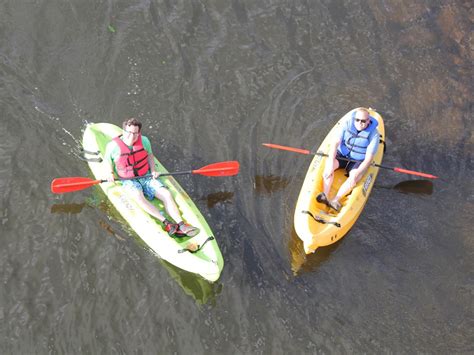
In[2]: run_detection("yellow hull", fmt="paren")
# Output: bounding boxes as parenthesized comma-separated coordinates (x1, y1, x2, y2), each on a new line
(294, 108, 385, 254)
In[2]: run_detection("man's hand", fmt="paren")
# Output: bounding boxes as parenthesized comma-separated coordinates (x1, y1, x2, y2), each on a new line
(346, 171, 360, 189)
(324, 138, 340, 180)
(106, 173, 115, 183)
(151, 171, 160, 179)
(323, 160, 334, 179)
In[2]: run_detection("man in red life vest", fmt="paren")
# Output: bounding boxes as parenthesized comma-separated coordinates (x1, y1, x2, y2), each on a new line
(104, 118, 199, 237)
(317, 108, 380, 212)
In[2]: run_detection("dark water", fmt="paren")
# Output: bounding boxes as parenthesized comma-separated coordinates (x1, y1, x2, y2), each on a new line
(1, 1, 472, 353)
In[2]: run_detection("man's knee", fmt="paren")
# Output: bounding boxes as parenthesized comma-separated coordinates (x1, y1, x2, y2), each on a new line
(127, 187, 145, 200)
(155, 186, 173, 201)
(348, 170, 362, 188)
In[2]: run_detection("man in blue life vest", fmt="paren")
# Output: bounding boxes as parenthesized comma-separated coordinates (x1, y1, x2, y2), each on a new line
(104, 117, 199, 237)
(317, 108, 380, 212)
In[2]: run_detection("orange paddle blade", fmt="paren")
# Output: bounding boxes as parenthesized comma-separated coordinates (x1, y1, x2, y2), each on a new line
(51, 177, 103, 194)
(262, 143, 311, 155)
(192, 161, 240, 176)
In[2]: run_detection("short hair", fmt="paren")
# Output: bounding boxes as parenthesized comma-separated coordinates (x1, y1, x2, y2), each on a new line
(122, 117, 142, 131)
(352, 108, 369, 119)
(355, 108, 369, 115)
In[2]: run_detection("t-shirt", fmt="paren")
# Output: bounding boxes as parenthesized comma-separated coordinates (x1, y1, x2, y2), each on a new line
(104, 135, 153, 174)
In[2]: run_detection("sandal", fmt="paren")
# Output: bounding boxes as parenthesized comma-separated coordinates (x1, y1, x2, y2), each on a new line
(175, 221, 200, 237)
(317, 192, 341, 212)
(328, 199, 341, 212)
(316, 192, 330, 206)
(163, 219, 179, 236)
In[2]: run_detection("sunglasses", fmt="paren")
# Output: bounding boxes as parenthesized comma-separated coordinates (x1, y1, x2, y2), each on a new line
(355, 118, 368, 123)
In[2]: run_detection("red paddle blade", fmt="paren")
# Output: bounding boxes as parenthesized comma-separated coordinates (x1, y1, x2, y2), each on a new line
(393, 168, 438, 179)
(262, 143, 311, 155)
(192, 161, 240, 176)
(51, 177, 102, 194)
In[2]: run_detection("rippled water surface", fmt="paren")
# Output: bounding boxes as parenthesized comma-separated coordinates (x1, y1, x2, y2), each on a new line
(1, 1, 472, 353)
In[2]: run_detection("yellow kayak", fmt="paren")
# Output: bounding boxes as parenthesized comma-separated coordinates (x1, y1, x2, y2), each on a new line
(294, 107, 385, 254)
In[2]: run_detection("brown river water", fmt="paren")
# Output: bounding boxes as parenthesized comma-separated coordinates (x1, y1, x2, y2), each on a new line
(0, 1, 472, 353)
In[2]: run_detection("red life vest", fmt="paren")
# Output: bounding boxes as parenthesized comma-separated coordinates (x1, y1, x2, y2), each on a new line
(112, 135, 150, 178)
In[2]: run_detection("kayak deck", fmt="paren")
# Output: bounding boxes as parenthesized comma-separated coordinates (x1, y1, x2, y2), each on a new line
(82, 123, 224, 282)
(294, 108, 385, 254)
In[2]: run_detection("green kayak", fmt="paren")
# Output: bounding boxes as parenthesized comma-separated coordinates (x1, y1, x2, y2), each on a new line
(82, 123, 224, 282)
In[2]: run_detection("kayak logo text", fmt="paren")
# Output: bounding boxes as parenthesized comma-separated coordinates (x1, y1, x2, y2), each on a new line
(362, 174, 373, 196)
(118, 193, 135, 212)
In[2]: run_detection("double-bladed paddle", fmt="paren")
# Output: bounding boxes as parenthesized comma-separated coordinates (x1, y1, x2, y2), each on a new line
(262, 143, 438, 179)
(51, 161, 240, 194)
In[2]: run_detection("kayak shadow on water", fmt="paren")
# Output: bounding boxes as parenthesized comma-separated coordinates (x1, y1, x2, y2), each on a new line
(288, 225, 341, 275)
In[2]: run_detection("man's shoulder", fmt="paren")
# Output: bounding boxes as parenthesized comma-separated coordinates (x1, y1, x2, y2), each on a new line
(370, 128, 380, 139)
(141, 135, 152, 150)
(105, 138, 121, 156)
(105, 138, 119, 149)
(107, 135, 122, 143)
(106, 137, 117, 145)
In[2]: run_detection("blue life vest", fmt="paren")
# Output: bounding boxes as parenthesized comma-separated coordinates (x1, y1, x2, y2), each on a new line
(338, 112, 379, 161)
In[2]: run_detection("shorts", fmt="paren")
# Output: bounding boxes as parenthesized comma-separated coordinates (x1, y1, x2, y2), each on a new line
(122, 177, 165, 201)
(336, 151, 362, 174)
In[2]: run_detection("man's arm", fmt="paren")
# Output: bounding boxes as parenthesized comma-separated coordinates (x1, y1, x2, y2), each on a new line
(103, 142, 117, 182)
(148, 153, 158, 175)
(358, 151, 375, 174)
(323, 136, 342, 179)
(353, 132, 380, 179)
(141, 136, 159, 178)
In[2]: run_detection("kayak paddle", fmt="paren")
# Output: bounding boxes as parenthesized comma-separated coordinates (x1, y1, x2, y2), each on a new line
(51, 161, 240, 194)
(262, 143, 438, 179)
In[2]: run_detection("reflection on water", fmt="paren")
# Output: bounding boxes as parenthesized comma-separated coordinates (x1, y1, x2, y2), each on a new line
(393, 180, 434, 195)
(2, 0, 471, 352)
(161, 259, 223, 305)
(254, 174, 290, 194)
(50, 202, 86, 214)
(376, 179, 434, 195)
(92, 191, 219, 303)
(202, 191, 234, 208)
(289, 226, 341, 275)
(98, 219, 126, 241)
